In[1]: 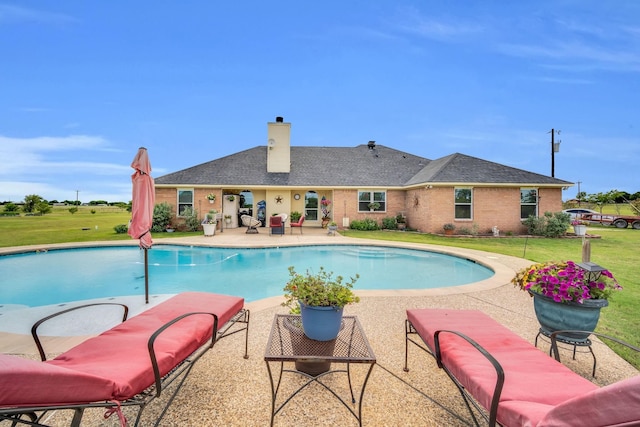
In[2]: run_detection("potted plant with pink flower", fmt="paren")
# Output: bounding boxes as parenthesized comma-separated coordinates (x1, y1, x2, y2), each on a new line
(512, 260, 622, 342)
(320, 196, 331, 228)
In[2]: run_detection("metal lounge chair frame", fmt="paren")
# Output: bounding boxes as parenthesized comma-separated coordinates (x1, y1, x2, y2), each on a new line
(1, 293, 250, 427)
(404, 309, 640, 427)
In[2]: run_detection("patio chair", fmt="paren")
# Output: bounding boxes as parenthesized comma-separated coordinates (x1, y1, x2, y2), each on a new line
(290, 215, 304, 234)
(404, 308, 640, 427)
(269, 215, 284, 235)
(0, 292, 250, 427)
(241, 214, 260, 234)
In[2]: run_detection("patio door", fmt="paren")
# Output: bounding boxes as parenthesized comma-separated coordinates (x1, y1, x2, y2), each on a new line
(304, 191, 319, 221)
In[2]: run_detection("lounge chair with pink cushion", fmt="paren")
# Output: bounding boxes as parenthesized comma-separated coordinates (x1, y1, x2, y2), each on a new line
(404, 309, 640, 427)
(0, 292, 249, 427)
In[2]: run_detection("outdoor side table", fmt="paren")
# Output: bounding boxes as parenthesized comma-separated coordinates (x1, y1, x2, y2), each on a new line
(264, 314, 376, 427)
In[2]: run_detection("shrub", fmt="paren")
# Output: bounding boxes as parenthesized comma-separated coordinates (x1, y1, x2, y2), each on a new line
(68, 207, 78, 214)
(3, 203, 19, 213)
(114, 224, 128, 234)
(523, 211, 571, 237)
(182, 207, 200, 231)
(382, 216, 397, 229)
(349, 218, 379, 231)
(152, 202, 173, 232)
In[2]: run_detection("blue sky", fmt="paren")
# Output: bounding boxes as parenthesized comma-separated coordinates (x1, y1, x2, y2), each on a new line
(1, 1, 639, 203)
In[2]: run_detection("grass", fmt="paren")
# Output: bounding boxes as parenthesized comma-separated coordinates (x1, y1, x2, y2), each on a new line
(340, 227, 640, 368)
(1, 205, 638, 368)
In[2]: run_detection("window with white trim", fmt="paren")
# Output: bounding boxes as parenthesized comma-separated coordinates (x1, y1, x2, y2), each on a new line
(358, 191, 386, 212)
(520, 188, 538, 219)
(177, 189, 194, 216)
(454, 188, 472, 219)
(305, 191, 319, 221)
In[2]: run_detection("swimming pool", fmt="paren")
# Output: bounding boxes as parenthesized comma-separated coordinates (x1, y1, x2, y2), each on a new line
(0, 245, 493, 307)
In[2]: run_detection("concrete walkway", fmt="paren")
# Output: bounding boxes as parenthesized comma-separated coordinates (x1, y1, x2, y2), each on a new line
(1, 227, 638, 426)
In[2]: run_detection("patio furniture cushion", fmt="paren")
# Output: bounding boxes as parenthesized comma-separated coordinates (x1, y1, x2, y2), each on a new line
(0, 292, 244, 407)
(406, 309, 602, 426)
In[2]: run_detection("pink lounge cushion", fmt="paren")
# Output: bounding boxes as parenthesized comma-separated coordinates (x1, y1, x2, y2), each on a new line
(537, 375, 640, 426)
(0, 354, 119, 407)
(407, 309, 598, 426)
(50, 292, 244, 400)
(1, 292, 244, 407)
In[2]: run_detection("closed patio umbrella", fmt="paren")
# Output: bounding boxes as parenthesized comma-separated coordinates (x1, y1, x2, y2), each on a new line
(128, 147, 155, 303)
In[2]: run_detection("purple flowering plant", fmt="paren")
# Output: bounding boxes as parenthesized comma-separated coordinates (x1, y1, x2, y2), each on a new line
(512, 260, 622, 303)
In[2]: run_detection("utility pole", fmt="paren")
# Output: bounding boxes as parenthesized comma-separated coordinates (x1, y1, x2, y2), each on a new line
(576, 181, 582, 206)
(549, 129, 561, 177)
(76, 190, 80, 206)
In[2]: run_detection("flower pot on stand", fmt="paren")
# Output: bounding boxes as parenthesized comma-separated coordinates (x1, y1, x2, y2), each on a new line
(202, 223, 216, 236)
(529, 290, 608, 343)
(299, 301, 344, 341)
(573, 225, 587, 236)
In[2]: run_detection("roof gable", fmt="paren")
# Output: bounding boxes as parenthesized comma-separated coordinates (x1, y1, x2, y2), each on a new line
(405, 153, 571, 186)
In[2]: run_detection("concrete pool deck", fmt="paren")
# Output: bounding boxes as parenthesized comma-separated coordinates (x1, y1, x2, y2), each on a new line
(1, 227, 638, 426)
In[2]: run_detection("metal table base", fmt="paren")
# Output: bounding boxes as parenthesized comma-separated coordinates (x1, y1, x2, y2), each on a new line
(264, 315, 376, 426)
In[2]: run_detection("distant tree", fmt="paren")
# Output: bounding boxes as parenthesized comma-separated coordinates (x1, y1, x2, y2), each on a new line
(114, 202, 128, 210)
(3, 203, 19, 213)
(89, 200, 108, 206)
(23, 194, 43, 213)
(35, 201, 52, 215)
(585, 190, 623, 212)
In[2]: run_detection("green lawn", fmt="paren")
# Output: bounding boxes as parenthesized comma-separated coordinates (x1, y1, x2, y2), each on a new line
(1, 205, 639, 368)
(341, 227, 640, 368)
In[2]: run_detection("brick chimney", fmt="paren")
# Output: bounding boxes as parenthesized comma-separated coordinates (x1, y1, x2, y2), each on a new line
(267, 116, 291, 173)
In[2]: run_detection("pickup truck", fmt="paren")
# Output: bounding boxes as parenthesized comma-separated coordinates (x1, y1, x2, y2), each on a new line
(579, 213, 640, 229)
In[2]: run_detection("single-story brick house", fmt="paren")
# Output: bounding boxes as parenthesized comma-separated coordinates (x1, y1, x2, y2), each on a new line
(154, 117, 572, 234)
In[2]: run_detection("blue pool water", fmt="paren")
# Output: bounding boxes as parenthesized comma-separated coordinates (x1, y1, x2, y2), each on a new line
(0, 245, 493, 307)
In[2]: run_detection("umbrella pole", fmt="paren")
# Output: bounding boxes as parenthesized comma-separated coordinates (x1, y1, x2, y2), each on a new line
(144, 248, 149, 304)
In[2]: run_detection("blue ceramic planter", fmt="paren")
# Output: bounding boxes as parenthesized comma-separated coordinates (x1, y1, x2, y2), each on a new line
(299, 301, 344, 341)
(530, 290, 608, 343)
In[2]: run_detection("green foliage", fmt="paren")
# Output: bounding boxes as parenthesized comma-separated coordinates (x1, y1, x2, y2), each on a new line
(23, 194, 42, 213)
(290, 211, 302, 222)
(152, 202, 173, 232)
(523, 211, 571, 237)
(90, 209, 96, 214)
(68, 207, 78, 214)
(349, 218, 379, 231)
(443, 223, 455, 231)
(181, 207, 200, 231)
(282, 266, 360, 313)
(35, 201, 52, 215)
(382, 216, 397, 229)
(113, 224, 128, 234)
(3, 203, 19, 213)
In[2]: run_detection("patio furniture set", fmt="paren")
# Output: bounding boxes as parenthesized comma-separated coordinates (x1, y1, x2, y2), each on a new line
(1, 295, 638, 426)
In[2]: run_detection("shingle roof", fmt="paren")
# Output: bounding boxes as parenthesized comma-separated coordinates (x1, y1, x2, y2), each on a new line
(155, 145, 572, 187)
(405, 153, 572, 186)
